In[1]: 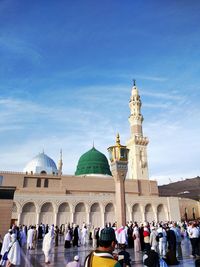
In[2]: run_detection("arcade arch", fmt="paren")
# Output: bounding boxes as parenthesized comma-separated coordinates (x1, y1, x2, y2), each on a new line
(105, 203, 115, 225)
(74, 202, 86, 226)
(157, 204, 166, 222)
(132, 203, 142, 223)
(57, 202, 71, 226)
(90, 203, 101, 227)
(40, 202, 54, 225)
(21, 202, 36, 226)
(145, 204, 154, 222)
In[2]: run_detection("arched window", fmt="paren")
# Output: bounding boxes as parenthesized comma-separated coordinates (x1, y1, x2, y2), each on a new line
(44, 178, 49, 188)
(36, 178, 41, 187)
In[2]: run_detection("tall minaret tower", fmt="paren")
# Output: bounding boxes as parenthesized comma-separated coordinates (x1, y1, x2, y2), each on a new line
(126, 81, 149, 180)
(58, 149, 63, 175)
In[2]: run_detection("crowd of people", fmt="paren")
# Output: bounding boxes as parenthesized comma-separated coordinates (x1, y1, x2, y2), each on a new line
(0, 219, 200, 266)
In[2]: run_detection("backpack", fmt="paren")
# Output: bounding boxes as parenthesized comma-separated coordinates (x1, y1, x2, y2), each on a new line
(158, 232, 163, 238)
(156, 235, 160, 242)
(144, 250, 159, 267)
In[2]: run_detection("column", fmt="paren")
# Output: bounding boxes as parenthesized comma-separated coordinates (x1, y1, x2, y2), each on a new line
(127, 205, 132, 222)
(152, 206, 158, 222)
(86, 206, 90, 225)
(36, 212, 40, 226)
(71, 212, 74, 223)
(54, 212, 58, 226)
(17, 213, 21, 226)
(141, 206, 145, 222)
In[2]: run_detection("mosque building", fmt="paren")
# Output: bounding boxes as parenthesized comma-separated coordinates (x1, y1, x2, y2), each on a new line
(0, 83, 199, 236)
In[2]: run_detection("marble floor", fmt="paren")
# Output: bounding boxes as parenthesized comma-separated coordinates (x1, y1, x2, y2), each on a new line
(20, 237, 197, 267)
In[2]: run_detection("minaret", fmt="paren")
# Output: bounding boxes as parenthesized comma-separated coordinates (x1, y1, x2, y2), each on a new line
(107, 134, 129, 227)
(58, 149, 63, 175)
(126, 81, 149, 180)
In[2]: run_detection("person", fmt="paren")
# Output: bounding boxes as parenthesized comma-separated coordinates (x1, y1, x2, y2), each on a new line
(116, 226, 127, 247)
(133, 226, 141, 252)
(118, 244, 131, 267)
(32, 226, 37, 249)
(95, 228, 100, 248)
(150, 226, 158, 252)
(19, 226, 27, 247)
(65, 227, 72, 248)
(6, 233, 21, 267)
(27, 226, 34, 250)
(42, 229, 54, 264)
(66, 255, 81, 267)
(38, 223, 43, 240)
(143, 222, 151, 251)
(165, 226, 179, 265)
(72, 225, 79, 247)
(0, 235, 3, 259)
(91, 227, 97, 248)
(195, 258, 200, 267)
(143, 246, 160, 267)
(84, 227, 121, 267)
(157, 224, 167, 258)
(0, 230, 12, 259)
(127, 223, 133, 248)
(55, 226, 59, 247)
(81, 226, 87, 246)
(188, 222, 200, 258)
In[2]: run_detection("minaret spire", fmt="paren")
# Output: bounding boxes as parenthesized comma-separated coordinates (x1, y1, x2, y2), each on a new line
(126, 83, 149, 180)
(58, 149, 63, 175)
(129, 82, 143, 136)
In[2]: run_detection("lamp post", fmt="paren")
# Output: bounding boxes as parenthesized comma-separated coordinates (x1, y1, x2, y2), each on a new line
(107, 133, 129, 227)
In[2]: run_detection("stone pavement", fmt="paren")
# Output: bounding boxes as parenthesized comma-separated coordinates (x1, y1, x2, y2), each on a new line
(20, 237, 197, 267)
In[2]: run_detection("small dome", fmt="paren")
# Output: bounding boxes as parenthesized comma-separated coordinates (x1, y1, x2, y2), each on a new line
(75, 147, 112, 176)
(24, 152, 58, 175)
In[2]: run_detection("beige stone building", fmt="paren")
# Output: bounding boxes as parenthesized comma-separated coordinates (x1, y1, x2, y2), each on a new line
(0, 83, 199, 236)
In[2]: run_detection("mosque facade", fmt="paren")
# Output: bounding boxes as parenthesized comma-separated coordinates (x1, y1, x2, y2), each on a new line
(0, 84, 199, 234)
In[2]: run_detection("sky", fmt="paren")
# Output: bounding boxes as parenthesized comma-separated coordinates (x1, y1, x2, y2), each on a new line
(0, 0, 200, 185)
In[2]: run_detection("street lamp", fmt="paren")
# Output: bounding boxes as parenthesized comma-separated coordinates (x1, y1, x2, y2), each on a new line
(107, 133, 129, 227)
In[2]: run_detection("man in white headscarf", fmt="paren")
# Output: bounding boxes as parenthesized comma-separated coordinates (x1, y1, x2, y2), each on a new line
(42, 228, 54, 264)
(0, 229, 12, 260)
(6, 233, 21, 267)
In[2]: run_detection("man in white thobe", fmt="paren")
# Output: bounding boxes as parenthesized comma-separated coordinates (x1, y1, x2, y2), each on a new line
(6, 234, 21, 267)
(0, 230, 12, 257)
(81, 226, 87, 246)
(42, 230, 54, 264)
(27, 227, 34, 250)
(0, 229, 12, 265)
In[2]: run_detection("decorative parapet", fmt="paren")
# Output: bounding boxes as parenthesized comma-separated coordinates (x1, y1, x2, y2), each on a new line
(134, 136, 149, 145)
(0, 171, 25, 174)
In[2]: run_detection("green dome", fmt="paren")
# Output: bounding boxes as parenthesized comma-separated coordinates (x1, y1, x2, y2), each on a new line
(75, 147, 112, 176)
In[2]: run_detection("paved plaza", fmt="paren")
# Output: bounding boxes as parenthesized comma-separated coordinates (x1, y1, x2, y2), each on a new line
(19, 237, 198, 267)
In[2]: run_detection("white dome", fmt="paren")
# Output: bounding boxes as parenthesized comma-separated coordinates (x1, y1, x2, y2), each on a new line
(24, 152, 58, 175)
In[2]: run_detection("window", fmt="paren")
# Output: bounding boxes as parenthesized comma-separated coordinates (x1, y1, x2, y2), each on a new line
(44, 178, 49, 188)
(23, 178, 28, 188)
(36, 178, 41, 187)
(0, 176, 3, 185)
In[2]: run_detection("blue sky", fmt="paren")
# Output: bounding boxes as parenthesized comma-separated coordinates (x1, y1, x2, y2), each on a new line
(0, 0, 200, 185)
